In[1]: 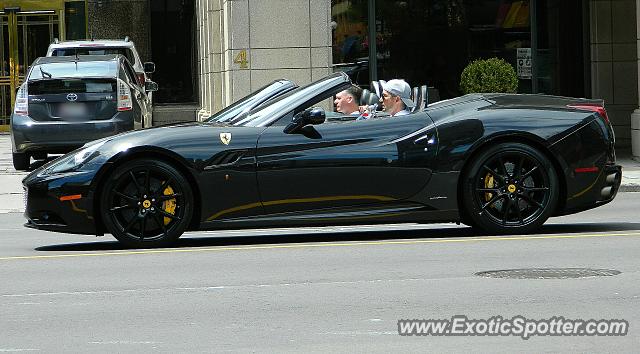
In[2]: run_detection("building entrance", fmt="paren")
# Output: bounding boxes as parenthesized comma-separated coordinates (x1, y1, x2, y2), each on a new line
(1, 1, 64, 129)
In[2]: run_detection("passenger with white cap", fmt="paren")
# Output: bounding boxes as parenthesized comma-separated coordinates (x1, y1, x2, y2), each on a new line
(380, 79, 415, 116)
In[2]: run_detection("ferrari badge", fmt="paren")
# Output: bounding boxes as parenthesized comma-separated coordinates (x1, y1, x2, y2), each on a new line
(220, 132, 232, 145)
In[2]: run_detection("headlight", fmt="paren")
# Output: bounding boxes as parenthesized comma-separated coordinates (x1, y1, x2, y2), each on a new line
(42, 140, 107, 174)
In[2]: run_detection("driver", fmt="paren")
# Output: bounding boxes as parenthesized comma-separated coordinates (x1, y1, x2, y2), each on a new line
(334, 86, 363, 116)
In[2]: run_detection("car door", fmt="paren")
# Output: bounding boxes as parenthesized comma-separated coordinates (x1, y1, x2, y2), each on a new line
(255, 112, 438, 215)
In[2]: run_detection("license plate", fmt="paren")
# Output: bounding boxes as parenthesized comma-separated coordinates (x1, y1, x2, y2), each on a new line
(60, 103, 87, 117)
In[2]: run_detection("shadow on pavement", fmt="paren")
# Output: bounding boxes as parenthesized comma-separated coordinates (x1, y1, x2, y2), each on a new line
(34, 222, 640, 252)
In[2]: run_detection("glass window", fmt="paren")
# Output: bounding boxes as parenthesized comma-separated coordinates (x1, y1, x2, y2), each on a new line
(28, 78, 116, 95)
(29, 62, 117, 79)
(333, 1, 588, 99)
(230, 74, 348, 127)
(65, 1, 87, 40)
(52, 47, 135, 64)
(150, 0, 196, 103)
(206, 81, 297, 123)
(534, 0, 587, 97)
(331, 0, 370, 86)
(372, 0, 532, 98)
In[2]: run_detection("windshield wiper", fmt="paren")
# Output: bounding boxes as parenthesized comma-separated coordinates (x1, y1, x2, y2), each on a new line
(39, 66, 52, 79)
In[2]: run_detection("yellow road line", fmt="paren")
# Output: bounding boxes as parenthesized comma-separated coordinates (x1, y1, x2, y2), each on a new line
(0, 231, 639, 261)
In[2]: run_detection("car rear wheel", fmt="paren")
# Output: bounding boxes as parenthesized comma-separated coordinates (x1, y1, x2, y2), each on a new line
(100, 159, 193, 248)
(12, 153, 30, 171)
(462, 143, 559, 234)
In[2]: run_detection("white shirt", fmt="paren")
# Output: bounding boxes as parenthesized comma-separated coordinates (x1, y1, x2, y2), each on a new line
(393, 109, 411, 117)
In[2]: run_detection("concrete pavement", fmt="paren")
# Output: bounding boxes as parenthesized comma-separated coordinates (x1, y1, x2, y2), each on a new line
(0, 133, 28, 213)
(1, 132, 638, 214)
(1, 195, 639, 352)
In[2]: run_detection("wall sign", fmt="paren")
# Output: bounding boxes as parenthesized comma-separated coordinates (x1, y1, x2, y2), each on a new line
(517, 48, 532, 79)
(234, 49, 249, 69)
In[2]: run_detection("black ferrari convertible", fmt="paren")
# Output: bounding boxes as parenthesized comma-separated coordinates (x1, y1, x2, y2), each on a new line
(22, 73, 621, 247)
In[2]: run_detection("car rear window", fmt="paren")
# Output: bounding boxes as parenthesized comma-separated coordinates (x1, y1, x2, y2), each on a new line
(28, 78, 117, 95)
(29, 62, 117, 80)
(52, 47, 136, 64)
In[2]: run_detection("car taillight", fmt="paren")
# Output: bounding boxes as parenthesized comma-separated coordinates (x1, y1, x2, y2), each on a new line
(14, 84, 28, 116)
(567, 104, 609, 124)
(137, 73, 146, 86)
(117, 79, 133, 112)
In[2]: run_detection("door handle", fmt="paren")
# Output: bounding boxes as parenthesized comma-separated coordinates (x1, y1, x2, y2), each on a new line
(413, 134, 434, 145)
(414, 134, 436, 151)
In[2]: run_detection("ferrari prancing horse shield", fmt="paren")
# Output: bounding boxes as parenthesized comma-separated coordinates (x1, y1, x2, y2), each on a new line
(220, 132, 232, 145)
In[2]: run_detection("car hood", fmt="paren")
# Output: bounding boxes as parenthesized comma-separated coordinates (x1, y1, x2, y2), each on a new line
(89, 121, 266, 169)
(26, 121, 265, 180)
(97, 121, 247, 146)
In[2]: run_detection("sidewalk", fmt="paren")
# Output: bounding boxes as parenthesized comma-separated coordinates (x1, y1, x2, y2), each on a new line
(0, 133, 638, 214)
(0, 133, 28, 213)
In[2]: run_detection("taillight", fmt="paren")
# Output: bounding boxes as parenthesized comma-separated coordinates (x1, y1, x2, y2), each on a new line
(567, 104, 609, 124)
(117, 79, 133, 112)
(137, 73, 145, 86)
(14, 84, 28, 116)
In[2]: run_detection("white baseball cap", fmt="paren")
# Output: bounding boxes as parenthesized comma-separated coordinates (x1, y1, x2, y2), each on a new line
(382, 79, 415, 108)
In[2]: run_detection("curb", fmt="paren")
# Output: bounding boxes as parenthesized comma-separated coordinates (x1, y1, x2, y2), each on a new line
(619, 184, 640, 193)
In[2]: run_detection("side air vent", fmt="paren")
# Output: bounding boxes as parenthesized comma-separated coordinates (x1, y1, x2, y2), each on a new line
(204, 150, 247, 169)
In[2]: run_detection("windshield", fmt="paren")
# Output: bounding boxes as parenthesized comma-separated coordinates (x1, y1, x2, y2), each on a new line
(28, 78, 116, 95)
(229, 73, 349, 127)
(205, 80, 296, 123)
(29, 61, 117, 80)
(52, 47, 136, 64)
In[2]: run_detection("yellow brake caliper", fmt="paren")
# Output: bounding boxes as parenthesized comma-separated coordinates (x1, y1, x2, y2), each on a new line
(484, 173, 495, 202)
(162, 185, 177, 225)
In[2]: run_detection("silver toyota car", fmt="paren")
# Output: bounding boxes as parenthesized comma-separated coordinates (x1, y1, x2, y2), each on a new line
(10, 55, 157, 170)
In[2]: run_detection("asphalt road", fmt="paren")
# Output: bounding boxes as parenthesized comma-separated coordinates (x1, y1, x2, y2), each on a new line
(1, 193, 639, 353)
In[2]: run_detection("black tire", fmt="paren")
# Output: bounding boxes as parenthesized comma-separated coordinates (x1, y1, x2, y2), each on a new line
(32, 152, 47, 160)
(12, 153, 30, 171)
(461, 143, 559, 235)
(100, 159, 193, 248)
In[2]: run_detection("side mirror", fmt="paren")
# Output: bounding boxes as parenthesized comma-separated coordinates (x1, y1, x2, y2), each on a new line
(145, 80, 159, 92)
(284, 107, 326, 134)
(144, 62, 156, 74)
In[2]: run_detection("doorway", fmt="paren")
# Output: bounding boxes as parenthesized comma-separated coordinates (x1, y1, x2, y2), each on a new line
(1, 8, 61, 127)
(150, 0, 196, 104)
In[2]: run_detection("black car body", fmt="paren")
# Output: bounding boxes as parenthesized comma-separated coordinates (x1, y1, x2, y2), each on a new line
(22, 73, 622, 247)
(11, 55, 154, 170)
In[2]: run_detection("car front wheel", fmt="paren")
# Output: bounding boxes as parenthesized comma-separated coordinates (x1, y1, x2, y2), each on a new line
(100, 159, 193, 248)
(462, 143, 559, 235)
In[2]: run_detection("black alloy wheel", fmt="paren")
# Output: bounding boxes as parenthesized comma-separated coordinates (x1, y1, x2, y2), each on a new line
(462, 143, 559, 234)
(101, 159, 193, 247)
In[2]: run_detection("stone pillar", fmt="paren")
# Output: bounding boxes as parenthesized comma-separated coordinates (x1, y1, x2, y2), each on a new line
(632, 0, 640, 159)
(196, 0, 333, 117)
(590, 0, 637, 153)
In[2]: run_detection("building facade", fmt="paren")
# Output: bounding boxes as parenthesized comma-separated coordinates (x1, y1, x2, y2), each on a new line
(2, 0, 640, 157)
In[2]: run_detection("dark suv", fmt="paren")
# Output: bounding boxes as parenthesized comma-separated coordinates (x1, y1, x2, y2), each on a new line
(10, 55, 157, 170)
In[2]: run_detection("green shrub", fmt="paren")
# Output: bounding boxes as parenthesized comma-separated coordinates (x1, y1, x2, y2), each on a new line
(460, 57, 518, 94)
